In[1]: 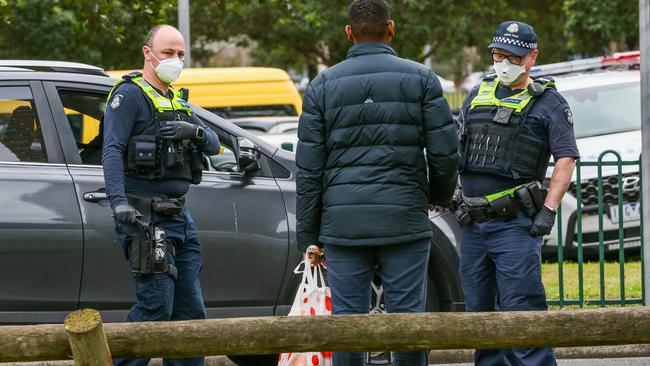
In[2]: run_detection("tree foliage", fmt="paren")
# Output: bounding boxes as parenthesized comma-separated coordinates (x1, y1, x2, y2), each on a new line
(563, 0, 639, 56)
(0, 0, 640, 82)
(0, 0, 175, 69)
(186, 0, 577, 82)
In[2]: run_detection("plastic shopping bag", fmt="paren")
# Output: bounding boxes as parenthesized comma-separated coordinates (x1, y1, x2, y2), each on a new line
(277, 255, 332, 366)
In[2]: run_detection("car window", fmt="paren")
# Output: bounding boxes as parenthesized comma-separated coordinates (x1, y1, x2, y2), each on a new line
(206, 137, 238, 173)
(53, 88, 242, 172)
(56, 89, 106, 165)
(0, 86, 48, 163)
(562, 81, 640, 138)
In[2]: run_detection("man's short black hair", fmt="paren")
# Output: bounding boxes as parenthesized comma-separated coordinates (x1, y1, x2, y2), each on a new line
(348, 0, 391, 41)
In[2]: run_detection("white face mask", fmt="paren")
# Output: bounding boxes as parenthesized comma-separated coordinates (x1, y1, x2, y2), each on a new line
(493, 58, 526, 86)
(149, 51, 184, 84)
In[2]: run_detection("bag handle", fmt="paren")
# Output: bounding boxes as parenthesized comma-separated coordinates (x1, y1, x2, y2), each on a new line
(294, 251, 327, 290)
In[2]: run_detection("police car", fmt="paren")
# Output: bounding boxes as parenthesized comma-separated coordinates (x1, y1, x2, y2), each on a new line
(534, 52, 642, 258)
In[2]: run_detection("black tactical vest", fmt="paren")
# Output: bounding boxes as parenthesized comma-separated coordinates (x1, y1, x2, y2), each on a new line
(107, 73, 196, 182)
(459, 75, 555, 181)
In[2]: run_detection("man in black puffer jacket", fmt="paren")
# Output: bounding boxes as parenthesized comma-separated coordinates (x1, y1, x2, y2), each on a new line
(296, 1, 459, 365)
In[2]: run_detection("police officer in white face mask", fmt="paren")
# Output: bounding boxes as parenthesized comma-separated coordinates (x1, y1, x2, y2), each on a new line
(102, 24, 220, 366)
(454, 21, 579, 366)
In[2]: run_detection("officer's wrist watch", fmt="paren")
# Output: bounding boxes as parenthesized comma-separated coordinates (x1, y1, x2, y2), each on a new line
(194, 126, 205, 141)
(544, 204, 557, 212)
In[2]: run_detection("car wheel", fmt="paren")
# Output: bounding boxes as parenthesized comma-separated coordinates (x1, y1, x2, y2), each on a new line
(366, 271, 440, 364)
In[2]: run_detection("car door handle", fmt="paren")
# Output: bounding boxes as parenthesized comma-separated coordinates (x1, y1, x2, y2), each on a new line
(83, 191, 108, 203)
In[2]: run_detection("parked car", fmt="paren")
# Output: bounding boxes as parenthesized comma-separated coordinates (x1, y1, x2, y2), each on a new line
(0, 60, 464, 364)
(230, 116, 298, 135)
(534, 52, 642, 259)
(258, 131, 299, 152)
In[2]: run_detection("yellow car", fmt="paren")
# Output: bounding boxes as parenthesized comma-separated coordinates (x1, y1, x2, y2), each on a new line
(108, 67, 301, 115)
(68, 67, 300, 146)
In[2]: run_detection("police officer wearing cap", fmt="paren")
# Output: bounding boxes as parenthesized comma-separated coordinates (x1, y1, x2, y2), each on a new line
(455, 21, 579, 365)
(102, 24, 219, 366)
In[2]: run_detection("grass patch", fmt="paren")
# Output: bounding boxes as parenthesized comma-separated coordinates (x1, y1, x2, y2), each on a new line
(542, 260, 643, 309)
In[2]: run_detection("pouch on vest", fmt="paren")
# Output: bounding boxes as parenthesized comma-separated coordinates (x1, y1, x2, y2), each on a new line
(128, 136, 158, 170)
(162, 142, 184, 169)
(189, 146, 203, 185)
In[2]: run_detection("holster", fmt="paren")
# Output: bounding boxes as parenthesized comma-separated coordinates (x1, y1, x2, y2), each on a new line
(121, 221, 177, 279)
(450, 191, 473, 225)
(122, 194, 180, 278)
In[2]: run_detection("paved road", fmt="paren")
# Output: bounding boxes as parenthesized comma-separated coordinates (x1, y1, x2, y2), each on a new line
(435, 358, 650, 366)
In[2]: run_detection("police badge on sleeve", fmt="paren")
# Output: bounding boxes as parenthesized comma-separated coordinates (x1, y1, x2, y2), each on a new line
(564, 107, 574, 126)
(110, 94, 124, 109)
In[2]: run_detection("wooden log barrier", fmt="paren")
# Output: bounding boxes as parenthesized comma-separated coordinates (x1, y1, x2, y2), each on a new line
(1, 307, 650, 362)
(64, 309, 112, 366)
(0, 323, 69, 362)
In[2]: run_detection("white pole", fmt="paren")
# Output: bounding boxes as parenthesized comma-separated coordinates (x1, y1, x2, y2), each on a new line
(640, 0, 650, 305)
(178, 0, 191, 68)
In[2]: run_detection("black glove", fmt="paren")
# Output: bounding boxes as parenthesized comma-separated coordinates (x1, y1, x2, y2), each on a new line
(530, 206, 556, 236)
(160, 121, 197, 140)
(113, 204, 140, 225)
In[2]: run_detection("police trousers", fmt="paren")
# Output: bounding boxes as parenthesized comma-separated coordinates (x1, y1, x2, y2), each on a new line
(324, 239, 430, 366)
(460, 212, 557, 366)
(114, 206, 206, 366)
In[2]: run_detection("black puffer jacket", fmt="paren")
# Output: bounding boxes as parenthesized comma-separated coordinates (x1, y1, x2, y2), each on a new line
(296, 43, 459, 250)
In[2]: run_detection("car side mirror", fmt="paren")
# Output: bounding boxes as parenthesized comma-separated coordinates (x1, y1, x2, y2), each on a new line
(238, 137, 261, 173)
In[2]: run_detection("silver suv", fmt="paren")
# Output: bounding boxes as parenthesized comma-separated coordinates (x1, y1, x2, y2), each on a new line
(0, 61, 464, 330)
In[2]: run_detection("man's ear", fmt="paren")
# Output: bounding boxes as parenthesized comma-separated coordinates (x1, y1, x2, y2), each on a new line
(387, 19, 395, 38)
(345, 24, 354, 43)
(528, 49, 539, 66)
(143, 45, 152, 62)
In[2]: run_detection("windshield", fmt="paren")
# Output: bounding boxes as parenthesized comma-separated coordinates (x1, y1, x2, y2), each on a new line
(206, 104, 298, 119)
(561, 81, 640, 138)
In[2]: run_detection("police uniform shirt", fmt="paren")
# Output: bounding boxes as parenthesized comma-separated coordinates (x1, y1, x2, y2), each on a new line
(458, 81, 580, 197)
(103, 81, 220, 208)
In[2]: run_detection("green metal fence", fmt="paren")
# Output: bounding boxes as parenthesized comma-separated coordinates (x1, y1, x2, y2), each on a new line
(548, 150, 645, 308)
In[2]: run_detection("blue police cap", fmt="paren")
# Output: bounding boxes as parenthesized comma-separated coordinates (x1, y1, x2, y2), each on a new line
(488, 21, 537, 57)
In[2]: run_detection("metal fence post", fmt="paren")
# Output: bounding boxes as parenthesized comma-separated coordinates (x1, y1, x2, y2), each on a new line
(178, 0, 191, 68)
(640, 0, 650, 306)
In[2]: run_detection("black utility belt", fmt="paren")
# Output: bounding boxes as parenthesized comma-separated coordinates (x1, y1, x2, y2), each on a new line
(151, 197, 185, 217)
(127, 194, 185, 219)
(453, 182, 546, 224)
